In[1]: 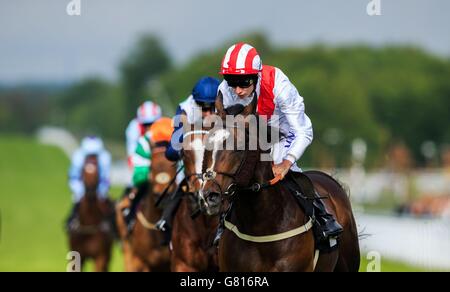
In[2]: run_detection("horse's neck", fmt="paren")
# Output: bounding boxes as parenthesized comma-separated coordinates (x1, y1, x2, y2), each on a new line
(231, 161, 303, 231)
(82, 192, 98, 207)
(79, 196, 103, 223)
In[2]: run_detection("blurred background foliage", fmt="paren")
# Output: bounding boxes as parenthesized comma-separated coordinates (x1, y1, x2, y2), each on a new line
(1, 32, 449, 168)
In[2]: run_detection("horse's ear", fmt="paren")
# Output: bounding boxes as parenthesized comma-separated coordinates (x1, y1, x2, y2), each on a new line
(225, 104, 245, 116)
(241, 95, 257, 117)
(215, 91, 226, 119)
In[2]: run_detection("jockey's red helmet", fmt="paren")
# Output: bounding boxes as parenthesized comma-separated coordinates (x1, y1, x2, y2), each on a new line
(220, 43, 262, 75)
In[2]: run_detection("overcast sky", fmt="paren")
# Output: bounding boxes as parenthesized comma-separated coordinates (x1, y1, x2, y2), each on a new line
(1, 0, 449, 83)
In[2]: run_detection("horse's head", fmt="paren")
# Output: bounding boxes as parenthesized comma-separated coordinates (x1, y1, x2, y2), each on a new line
(82, 154, 99, 200)
(149, 141, 177, 200)
(148, 118, 177, 200)
(200, 113, 279, 216)
(181, 121, 216, 214)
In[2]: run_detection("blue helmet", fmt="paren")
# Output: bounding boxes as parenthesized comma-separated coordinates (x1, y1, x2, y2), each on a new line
(192, 77, 220, 103)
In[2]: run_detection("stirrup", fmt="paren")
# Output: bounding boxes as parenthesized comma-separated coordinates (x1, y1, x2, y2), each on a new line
(213, 226, 224, 247)
(126, 218, 136, 234)
(155, 219, 167, 232)
(122, 207, 130, 217)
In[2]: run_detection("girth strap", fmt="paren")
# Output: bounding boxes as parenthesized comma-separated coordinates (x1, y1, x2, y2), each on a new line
(224, 217, 314, 243)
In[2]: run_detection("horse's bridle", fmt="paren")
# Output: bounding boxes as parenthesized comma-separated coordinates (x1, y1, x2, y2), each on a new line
(149, 141, 179, 207)
(202, 129, 281, 199)
(182, 129, 210, 184)
(182, 129, 212, 211)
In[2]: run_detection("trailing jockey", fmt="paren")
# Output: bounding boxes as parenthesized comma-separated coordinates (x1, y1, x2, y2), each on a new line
(120, 101, 163, 232)
(66, 136, 111, 229)
(154, 76, 220, 233)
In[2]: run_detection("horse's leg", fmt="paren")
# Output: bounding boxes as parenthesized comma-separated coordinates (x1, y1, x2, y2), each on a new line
(334, 226, 361, 272)
(170, 201, 208, 272)
(129, 253, 147, 272)
(171, 258, 199, 272)
(146, 248, 171, 272)
(122, 240, 136, 272)
(94, 254, 109, 272)
(314, 250, 339, 272)
(306, 171, 361, 272)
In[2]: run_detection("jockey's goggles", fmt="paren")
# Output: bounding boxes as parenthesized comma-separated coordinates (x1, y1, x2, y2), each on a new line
(196, 101, 215, 112)
(224, 74, 257, 89)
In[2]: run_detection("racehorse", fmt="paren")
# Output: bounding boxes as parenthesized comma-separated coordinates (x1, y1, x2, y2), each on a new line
(201, 101, 360, 271)
(116, 140, 177, 272)
(68, 154, 115, 272)
(170, 121, 219, 272)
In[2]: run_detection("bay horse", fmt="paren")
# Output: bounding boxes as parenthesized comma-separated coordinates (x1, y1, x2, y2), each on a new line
(116, 121, 178, 272)
(201, 113, 360, 272)
(170, 121, 219, 272)
(68, 154, 115, 272)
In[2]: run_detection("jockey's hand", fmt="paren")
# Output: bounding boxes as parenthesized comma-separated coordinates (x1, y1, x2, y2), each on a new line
(117, 196, 131, 211)
(272, 159, 293, 180)
(128, 188, 138, 200)
(117, 188, 137, 211)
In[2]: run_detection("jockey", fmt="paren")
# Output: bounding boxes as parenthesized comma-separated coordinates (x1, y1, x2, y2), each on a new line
(121, 101, 162, 230)
(122, 117, 174, 233)
(154, 76, 220, 232)
(165, 76, 220, 161)
(66, 136, 111, 228)
(215, 42, 342, 243)
(125, 101, 162, 179)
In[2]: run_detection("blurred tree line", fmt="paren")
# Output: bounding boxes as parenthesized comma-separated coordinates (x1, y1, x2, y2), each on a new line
(0, 33, 449, 168)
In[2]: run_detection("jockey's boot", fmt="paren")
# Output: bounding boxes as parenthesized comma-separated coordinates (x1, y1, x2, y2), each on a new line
(65, 202, 80, 231)
(287, 171, 343, 240)
(313, 197, 343, 239)
(123, 184, 148, 234)
(155, 186, 183, 232)
(124, 201, 137, 234)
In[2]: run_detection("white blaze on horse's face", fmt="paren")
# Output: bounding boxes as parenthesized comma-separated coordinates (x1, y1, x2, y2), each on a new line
(84, 163, 97, 174)
(207, 129, 231, 172)
(190, 138, 205, 182)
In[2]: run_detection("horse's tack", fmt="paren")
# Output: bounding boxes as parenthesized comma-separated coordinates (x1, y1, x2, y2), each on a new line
(223, 217, 314, 243)
(136, 211, 158, 230)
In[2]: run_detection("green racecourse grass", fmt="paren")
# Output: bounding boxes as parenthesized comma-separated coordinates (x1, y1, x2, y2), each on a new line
(0, 136, 438, 272)
(0, 135, 124, 272)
